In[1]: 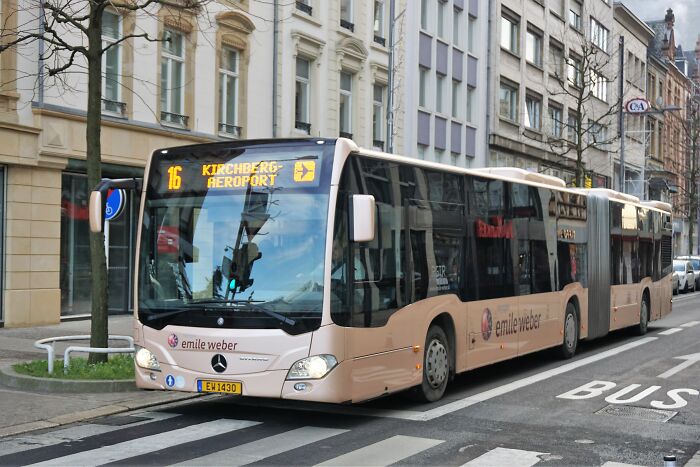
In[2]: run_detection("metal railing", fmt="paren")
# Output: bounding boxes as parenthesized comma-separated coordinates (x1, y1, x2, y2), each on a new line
(34, 335, 135, 374)
(373, 139, 385, 150)
(161, 111, 189, 127)
(339, 131, 353, 139)
(340, 19, 355, 32)
(219, 122, 242, 138)
(296, 1, 312, 15)
(102, 99, 126, 117)
(295, 121, 311, 134)
(374, 35, 386, 46)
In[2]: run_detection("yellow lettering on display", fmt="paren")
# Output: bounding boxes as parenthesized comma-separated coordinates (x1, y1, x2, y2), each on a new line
(198, 159, 312, 189)
(294, 161, 315, 182)
(167, 165, 182, 190)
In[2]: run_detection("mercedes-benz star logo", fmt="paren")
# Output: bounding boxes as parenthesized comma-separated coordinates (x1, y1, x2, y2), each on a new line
(211, 354, 227, 373)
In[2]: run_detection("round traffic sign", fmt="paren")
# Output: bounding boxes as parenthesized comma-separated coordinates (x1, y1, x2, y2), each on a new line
(105, 188, 126, 222)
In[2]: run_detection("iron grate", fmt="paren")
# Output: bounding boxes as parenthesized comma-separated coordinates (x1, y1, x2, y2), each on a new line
(595, 404, 677, 423)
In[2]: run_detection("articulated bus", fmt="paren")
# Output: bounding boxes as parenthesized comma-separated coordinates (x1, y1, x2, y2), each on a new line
(89, 138, 673, 403)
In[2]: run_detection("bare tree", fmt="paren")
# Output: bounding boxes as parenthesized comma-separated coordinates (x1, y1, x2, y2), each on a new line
(0, 0, 208, 363)
(531, 18, 621, 188)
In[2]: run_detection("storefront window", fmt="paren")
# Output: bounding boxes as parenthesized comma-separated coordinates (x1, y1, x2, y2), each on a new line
(60, 169, 140, 316)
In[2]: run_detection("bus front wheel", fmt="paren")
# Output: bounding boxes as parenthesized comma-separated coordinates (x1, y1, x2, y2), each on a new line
(415, 325, 450, 402)
(560, 303, 579, 359)
(635, 295, 649, 336)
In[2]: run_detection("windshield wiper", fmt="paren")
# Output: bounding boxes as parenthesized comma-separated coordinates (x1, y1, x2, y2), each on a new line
(143, 298, 296, 326)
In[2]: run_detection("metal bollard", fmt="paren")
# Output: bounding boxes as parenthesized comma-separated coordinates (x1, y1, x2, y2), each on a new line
(664, 455, 676, 467)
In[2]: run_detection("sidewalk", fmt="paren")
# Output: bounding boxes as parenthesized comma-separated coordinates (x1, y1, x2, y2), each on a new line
(0, 315, 200, 438)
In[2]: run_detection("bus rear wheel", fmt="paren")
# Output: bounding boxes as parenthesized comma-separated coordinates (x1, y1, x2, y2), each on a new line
(415, 325, 450, 402)
(560, 303, 578, 359)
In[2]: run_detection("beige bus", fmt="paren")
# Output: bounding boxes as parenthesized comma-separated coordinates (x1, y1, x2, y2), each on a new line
(89, 138, 673, 403)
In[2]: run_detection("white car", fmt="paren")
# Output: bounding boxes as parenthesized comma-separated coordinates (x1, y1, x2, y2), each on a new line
(675, 255, 700, 289)
(673, 260, 696, 293)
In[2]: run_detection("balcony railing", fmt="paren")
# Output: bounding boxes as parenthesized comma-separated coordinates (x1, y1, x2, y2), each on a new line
(340, 19, 355, 32)
(373, 139, 385, 150)
(101, 99, 126, 117)
(296, 1, 312, 15)
(373, 35, 386, 46)
(161, 111, 189, 127)
(339, 131, 353, 139)
(219, 122, 242, 138)
(295, 121, 311, 134)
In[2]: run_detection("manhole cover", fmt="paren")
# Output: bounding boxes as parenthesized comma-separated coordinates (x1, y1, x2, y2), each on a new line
(92, 415, 150, 426)
(595, 404, 677, 422)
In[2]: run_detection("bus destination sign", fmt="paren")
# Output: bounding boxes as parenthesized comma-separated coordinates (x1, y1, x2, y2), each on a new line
(163, 158, 318, 192)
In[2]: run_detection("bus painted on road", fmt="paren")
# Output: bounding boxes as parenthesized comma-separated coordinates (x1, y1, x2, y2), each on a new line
(90, 138, 673, 403)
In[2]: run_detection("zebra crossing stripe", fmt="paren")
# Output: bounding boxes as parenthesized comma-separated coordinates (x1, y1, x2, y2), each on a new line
(0, 412, 179, 456)
(658, 328, 683, 335)
(681, 321, 700, 327)
(600, 462, 646, 467)
(461, 447, 547, 466)
(315, 435, 443, 466)
(26, 419, 260, 467)
(172, 426, 348, 466)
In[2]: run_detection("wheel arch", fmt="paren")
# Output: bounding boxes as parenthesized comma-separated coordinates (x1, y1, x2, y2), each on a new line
(429, 313, 456, 379)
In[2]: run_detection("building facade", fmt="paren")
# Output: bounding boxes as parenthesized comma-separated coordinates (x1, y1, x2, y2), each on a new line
(401, 0, 488, 168)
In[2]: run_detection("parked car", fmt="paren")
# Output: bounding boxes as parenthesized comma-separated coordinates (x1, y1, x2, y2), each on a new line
(672, 271, 679, 295)
(675, 255, 700, 289)
(673, 260, 696, 293)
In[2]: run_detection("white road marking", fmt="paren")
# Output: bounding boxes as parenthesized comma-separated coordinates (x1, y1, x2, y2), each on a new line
(461, 447, 546, 466)
(314, 435, 443, 466)
(600, 462, 646, 467)
(171, 426, 348, 466)
(658, 328, 683, 335)
(657, 352, 700, 379)
(681, 321, 700, 327)
(0, 412, 179, 456)
(686, 449, 700, 467)
(27, 419, 260, 467)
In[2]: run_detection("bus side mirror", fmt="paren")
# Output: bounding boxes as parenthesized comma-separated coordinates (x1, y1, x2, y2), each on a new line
(89, 178, 143, 233)
(351, 194, 376, 243)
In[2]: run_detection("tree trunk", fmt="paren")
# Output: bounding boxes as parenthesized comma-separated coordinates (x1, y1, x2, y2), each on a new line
(86, 9, 109, 364)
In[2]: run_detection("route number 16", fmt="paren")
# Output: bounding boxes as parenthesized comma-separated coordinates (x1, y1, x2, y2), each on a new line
(168, 165, 182, 190)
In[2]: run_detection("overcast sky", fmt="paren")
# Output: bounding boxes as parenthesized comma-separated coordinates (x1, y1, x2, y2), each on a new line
(619, 0, 700, 52)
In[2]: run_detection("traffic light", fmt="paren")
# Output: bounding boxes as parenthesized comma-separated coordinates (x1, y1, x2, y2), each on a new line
(231, 243, 262, 292)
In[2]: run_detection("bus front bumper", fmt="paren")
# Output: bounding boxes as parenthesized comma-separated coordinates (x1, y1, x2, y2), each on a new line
(135, 359, 353, 404)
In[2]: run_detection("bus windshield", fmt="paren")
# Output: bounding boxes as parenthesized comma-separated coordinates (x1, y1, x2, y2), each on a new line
(137, 141, 334, 333)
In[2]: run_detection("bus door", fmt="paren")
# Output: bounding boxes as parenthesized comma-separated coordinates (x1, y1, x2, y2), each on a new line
(610, 202, 640, 329)
(466, 177, 518, 368)
(514, 186, 560, 355)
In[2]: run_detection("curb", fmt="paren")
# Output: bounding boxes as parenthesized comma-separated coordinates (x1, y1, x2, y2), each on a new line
(0, 364, 136, 393)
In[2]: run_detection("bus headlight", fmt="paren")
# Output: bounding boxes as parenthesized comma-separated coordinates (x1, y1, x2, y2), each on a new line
(286, 355, 337, 380)
(135, 346, 161, 372)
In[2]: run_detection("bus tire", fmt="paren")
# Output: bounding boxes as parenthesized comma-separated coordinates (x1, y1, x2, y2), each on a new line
(635, 294, 649, 336)
(560, 303, 578, 359)
(415, 325, 450, 402)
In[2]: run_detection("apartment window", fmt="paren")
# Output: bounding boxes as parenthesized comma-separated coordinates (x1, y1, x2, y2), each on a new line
(568, 112, 580, 144)
(219, 47, 240, 137)
(161, 28, 186, 126)
(590, 18, 609, 52)
(648, 119, 657, 157)
(102, 10, 123, 116)
(591, 70, 608, 102)
(339, 71, 353, 136)
(451, 80, 461, 119)
(568, 54, 583, 88)
(453, 7, 461, 47)
(588, 119, 606, 144)
(468, 16, 477, 54)
(373, 84, 385, 149)
(340, 0, 354, 31)
(374, 0, 385, 45)
(295, 57, 311, 133)
(500, 14, 519, 54)
(436, 74, 445, 114)
(551, 0, 565, 18)
(466, 86, 475, 123)
(499, 81, 518, 122)
(548, 104, 563, 138)
(525, 93, 542, 130)
(549, 41, 565, 78)
(569, 1, 582, 31)
(419, 67, 428, 107)
(437, 0, 447, 39)
(525, 27, 543, 66)
(421, 0, 429, 30)
(296, 0, 312, 15)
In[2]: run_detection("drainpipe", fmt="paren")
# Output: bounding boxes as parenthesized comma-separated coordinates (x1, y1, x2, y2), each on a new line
(272, 0, 278, 137)
(38, 2, 45, 106)
(484, 0, 493, 166)
(386, 0, 395, 153)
